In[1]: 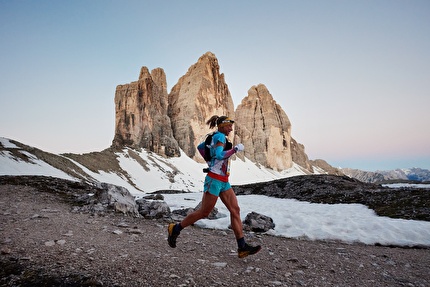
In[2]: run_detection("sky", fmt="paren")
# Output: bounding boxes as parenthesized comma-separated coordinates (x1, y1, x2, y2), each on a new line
(1, 137, 429, 248)
(1, 0, 429, 171)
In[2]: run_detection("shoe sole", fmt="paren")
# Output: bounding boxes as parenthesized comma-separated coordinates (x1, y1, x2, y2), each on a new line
(167, 223, 177, 248)
(238, 245, 262, 258)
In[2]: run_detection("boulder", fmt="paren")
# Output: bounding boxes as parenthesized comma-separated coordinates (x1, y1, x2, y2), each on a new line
(136, 199, 171, 219)
(242, 211, 275, 232)
(97, 183, 139, 216)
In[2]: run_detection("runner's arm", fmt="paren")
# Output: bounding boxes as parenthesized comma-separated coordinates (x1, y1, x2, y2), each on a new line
(214, 144, 236, 160)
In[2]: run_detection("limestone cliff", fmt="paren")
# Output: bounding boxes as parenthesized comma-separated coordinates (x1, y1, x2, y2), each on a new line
(168, 52, 235, 160)
(234, 84, 294, 171)
(111, 52, 333, 174)
(112, 67, 180, 157)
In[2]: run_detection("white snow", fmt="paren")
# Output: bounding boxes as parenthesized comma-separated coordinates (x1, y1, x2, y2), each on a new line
(117, 149, 205, 193)
(1, 136, 429, 247)
(229, 157, 305, 185)
(0, 137, 18, 148)
(65, 156, 145, 195)
(0, 149, 76, 181)
(161, 192, 430, 247)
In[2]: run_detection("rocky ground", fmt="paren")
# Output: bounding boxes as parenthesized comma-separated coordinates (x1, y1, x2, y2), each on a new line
(1, 176, 430, 287)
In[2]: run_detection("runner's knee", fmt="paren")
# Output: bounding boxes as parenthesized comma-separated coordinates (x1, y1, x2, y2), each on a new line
(196, 206, 213, 218)
(229, 204, 240, 216)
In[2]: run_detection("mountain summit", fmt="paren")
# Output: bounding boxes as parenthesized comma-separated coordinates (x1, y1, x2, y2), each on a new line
(113, 52, 315, 173)
(112, 67, 180, 157)
(168, 52, 235, 160)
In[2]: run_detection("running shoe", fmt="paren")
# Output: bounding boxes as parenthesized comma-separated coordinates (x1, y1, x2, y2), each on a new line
(237, 243, 262, 258)
(167, 223, 179, 248)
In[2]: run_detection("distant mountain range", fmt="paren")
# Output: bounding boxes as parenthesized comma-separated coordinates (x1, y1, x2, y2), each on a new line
(341, 167, 430, 183)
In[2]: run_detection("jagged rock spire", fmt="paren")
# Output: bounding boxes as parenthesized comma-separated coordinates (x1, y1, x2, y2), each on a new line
(111, 52, 315, 173)
(235, 84, 293, 171)
(112, 67, 180, 157)
(168, 52, 235, 159)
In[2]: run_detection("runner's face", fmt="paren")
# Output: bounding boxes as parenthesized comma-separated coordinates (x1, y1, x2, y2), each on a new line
(219, 123, 233, 136)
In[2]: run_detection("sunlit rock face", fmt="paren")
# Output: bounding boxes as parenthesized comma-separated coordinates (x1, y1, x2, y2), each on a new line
(112, 52, 315, 173)
(168, 52, 234, 160)
(112, 67, 180, 157)
(234, 84, 293, 171)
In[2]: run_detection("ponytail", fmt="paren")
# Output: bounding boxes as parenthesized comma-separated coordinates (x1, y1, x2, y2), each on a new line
(206, 115, 231, 129)
(206, 115, 219, 129)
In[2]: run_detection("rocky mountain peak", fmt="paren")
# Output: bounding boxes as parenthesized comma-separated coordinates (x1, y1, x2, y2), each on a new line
(112, 67, 180, 157)
(168, 51, 235, 160)
(111, 52, 319, 173)
(234, 84, 293, 171)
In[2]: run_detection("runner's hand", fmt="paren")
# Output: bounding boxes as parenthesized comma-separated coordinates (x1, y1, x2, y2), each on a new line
(234, 144, 244, 152)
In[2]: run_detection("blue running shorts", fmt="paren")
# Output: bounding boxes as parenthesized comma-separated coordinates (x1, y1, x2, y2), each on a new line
(204, 176, 231, 197)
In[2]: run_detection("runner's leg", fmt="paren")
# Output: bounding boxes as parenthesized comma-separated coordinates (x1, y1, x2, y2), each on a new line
(180, 191, 218, 228)
(219, 188, 244, 239)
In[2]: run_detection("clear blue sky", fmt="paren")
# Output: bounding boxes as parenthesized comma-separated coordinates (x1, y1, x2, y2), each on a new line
(1, 0, 429, 171)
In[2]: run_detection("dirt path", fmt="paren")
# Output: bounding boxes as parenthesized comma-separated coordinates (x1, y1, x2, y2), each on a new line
(1, 184, 429, 286)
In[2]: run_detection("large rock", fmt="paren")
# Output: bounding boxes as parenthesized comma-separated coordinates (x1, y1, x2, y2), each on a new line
(168, 52, 235, 160)
(136, 199, 171, 219)
(242, 211, 275, 232)
(97, 183, 139, 216)
(112, 67, 180, 157)
(234, 84, 293, 171)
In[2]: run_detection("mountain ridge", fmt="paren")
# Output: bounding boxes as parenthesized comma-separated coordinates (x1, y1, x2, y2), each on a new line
(341, 167, 430, 183)
(0, 137, 311, 195)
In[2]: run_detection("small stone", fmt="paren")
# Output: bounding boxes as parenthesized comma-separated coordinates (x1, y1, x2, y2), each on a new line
(117, 222, 129, 228)
(63, 231, 74, 236)
(127, 228, 144, 234)
(44, 240, 56, 247)
(1, 247, 11, 254)
(212, 262, 227, 268)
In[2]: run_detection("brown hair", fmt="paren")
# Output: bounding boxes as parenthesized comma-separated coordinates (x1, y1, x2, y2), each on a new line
(206, 115, 234, 129)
